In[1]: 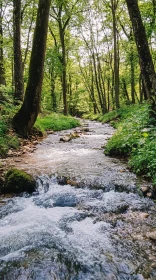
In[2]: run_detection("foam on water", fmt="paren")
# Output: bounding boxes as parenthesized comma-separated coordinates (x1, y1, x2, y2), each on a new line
(0, 179, 155, 279)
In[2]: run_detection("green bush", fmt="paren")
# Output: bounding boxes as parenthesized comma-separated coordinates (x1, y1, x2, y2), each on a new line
(129, 138, 156, 185)
(0, 119, 19, 157)
(35, 113, 80, 132)
(104, 103, 156, 185)
(104, 103, 150, 156)
(0, 119, 7, 136)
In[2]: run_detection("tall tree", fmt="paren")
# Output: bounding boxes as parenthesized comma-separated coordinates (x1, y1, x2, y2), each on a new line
(13, 0, 24, 101)
(0, 0, 6, 86)
(110, 0, 120, 109)
(50, 0, 81, 115)
(125, 0, 156, 111)
(12, 0, 51, 136)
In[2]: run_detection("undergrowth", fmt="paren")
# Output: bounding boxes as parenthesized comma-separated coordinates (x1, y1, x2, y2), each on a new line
(0, 87, 80, 157)
(86, 103, 156, 187)
(35, 113, 80, 133)
(0, 87, 20, 157)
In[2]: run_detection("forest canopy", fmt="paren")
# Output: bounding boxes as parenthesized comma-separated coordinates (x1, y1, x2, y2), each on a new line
(0, 0, 155, 133)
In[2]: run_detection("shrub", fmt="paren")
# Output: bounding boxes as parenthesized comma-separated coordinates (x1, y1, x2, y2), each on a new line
(0, 119, 19, 157)
(104, 103, 150, 156)
(129, 138, 156, 186)
(104, 103, 156, 186)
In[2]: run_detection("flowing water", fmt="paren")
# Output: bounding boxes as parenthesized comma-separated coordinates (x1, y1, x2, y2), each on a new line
(0, 120, 156, 279)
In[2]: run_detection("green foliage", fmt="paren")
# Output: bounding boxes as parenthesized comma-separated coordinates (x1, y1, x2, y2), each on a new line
(84, 104, 147, 127)
(129, 138, 156, 185)
(104, 103, 150, 155)
(35, 113, 80, 133)
(0, 87, 20, 157)
(103, 103, 156, 185)
(2, 168, 36, 194)
(0, 86, 20, 118)
(0, 119, 19, 157)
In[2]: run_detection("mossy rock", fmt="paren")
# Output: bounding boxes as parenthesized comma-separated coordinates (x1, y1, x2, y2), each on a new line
(2, 168, 36, 194)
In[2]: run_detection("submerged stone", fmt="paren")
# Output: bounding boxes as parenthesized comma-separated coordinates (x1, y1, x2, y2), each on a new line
(1, 168, 36, 194)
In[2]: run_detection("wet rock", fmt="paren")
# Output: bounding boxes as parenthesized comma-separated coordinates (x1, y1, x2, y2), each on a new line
(67, 179, 78, 187)
(146, 231, 156, 241)
(82, 127, 90, 132)
(70, 131, 80, 138)
(46, 130, 54, 135)
(132, 234, 144, 241)
(57, 176, 68, 185)
(1, 168, 36, 194)
(141, 186, 149, 194)
(151, 262, 156, 269)
(146, 192, 153, 198)
(139, 212, 149, 219)
(60, 136, 71, 142)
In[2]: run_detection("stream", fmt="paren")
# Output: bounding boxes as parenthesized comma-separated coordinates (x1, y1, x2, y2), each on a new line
(0, 120, 155, 279)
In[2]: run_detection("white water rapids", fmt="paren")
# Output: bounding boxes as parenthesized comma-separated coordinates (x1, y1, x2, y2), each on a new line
(0, 120, 155, 279)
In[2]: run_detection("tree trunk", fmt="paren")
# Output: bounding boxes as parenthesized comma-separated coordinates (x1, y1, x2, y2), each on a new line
(111, 0, 120, 109)
(50, 71, 57, 112)
(122, 78, 130, 102)
(130, 48, 135, 103)
(59, 21, 68, 115)
(12, 0, 51, 136)
(125, 0, 156, 111)
(0, 1, 6, 86)
(13, 0, 24, 101)
(96, 53, 107, 113)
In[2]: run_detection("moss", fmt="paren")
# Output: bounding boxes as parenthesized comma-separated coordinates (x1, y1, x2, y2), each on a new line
(2, 168, 36, 194)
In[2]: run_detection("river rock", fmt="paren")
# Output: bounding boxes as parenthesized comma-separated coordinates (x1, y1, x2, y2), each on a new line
(1, 168, 36, 194)
(146, 192, 153, 198)
(60, 136, 71, 142)
(67, 179, 78, 187)
(151, 262, 156, 269)
(140, 186, 149, 194)
(70, 131, 80, 138)
(139, 212, 149, 219)
(146, 231, 156, 241)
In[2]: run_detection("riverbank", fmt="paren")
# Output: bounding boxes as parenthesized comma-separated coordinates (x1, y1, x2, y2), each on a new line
(84, 103, 156, 198)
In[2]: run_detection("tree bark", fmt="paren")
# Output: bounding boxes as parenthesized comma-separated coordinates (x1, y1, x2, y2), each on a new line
(12, 0, 51, 136)
(0, 1, 6, 86)
(111, 0, 120, 109)
(59, 24, 68, 115)
(130, 48, 135, 104)
(13, 0, 24, 101)
(125, 0, 156, 110)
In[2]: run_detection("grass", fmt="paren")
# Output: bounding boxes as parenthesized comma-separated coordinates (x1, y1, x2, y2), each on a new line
(83, 105, 147, 128)
(86, 103, 156, 188)
(0, 119, 19, 157)
(0, 112, 80, 157)
(35, 113, 80, 133)
(0, 87, 80, 157)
